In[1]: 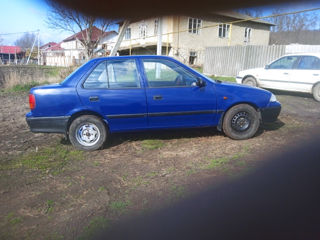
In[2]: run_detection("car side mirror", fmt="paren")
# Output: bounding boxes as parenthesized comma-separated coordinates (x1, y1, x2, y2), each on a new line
(265, 64, 269, 69)
(196, 77, 206, 87)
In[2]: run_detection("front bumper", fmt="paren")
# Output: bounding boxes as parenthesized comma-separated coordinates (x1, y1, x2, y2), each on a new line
(260, 103, 281, 122)
(26, 113, 70, 134)
(235, 76, 243, 84)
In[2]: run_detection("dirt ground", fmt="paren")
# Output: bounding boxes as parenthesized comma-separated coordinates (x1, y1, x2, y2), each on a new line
(0, 90, 320, 240)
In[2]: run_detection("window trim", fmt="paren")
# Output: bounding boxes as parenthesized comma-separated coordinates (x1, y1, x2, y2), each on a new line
(188, 18, 202, 35)
(81, 59, 142, 90)
(244, 27, 252, 43)
(124, 27, 131, 40)
(218, 23, 231, 38)
(139, 23, 147, 39)
(141, 58, 200, 89)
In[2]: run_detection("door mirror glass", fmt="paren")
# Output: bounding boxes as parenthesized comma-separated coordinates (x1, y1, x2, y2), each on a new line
(196, 77, 206, 87)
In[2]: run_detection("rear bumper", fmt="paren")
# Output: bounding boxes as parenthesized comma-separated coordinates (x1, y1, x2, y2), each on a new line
(260, 104, 281, 122)
(26, 114, 70, 134)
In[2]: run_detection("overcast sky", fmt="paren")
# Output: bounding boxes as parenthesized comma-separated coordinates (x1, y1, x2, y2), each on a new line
(1, 0, 320, 46)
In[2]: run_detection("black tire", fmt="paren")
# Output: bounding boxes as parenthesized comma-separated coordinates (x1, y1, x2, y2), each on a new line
(242, 76, 258, 87)
(222, 104, 260, 140)
(312, 83, 320, 102)
(68, 115, 107, 151)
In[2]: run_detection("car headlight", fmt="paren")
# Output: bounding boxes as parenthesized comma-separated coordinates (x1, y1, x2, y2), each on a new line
(269, 93, 277, 102)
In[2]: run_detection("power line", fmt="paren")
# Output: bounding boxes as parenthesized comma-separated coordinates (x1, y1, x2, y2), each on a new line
(0, 30, 40, 36)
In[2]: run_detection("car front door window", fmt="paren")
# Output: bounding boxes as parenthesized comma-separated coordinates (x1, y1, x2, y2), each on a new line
(142, 59, 198, 87)
(269, 56, 300, 69)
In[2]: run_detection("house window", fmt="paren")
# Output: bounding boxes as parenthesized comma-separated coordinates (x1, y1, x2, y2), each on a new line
(154, 19, 159, 36)
(189, 51, 197, 65)
(218, 24, 230, 38)
(124, 28, 131, 40)
(244, 28, 252, 43)
(188, 18, 202, 34)
(139, 24, 147, 39)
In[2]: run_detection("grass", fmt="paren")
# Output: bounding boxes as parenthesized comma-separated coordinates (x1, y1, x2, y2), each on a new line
(170, 185, 186, 201)
(1, 81, 49, 93)
(78, 216, 109, 240)
(109, 200, 131, 214)
(1, 144, 84, 175)
(191, 66, 235, 82)
(209, 76, 236, 82)
(45, 200, 55, 214)
(141, 139, 164, 150)
(4, 212, 22, 225)
(201, 145, 249, 171)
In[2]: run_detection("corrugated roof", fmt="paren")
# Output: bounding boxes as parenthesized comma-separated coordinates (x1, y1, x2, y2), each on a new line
(213, 11, 275, 26)
(46, 42, 64, 51)
(63, 27, 117, 42)
(0, 46, 23, 54)
(40, 42, 57, 49)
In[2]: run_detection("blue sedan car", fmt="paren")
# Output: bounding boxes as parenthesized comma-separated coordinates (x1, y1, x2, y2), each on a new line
(26, 56, 281, 151)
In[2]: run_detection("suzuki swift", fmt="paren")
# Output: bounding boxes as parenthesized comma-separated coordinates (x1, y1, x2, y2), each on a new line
(26, 56, 281, 151)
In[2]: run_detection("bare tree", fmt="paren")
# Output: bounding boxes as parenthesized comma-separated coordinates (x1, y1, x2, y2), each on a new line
(236, 7, 264, 18)
(46, 0, 115, 59)
(269, 8, 320, 44)
(270, 9, 318, 32)
(14, 33, 37, 49)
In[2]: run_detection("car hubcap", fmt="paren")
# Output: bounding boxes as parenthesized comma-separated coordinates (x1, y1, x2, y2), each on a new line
(245, 80, 254, 86)
(231, 112, 251, 132)
(76, 123, 100, 146)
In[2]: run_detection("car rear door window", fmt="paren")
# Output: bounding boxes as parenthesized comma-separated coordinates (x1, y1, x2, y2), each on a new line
(297, 56, 320, 70)
(142, 59, 198, 87)
(83, 59, 140, 89)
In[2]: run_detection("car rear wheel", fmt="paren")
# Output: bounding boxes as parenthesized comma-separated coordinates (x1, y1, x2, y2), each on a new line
(222, 104, 260, 140)
(312, 83, 320, 102)
(242, 77, 258, 87)
(69, 115, 107, 151)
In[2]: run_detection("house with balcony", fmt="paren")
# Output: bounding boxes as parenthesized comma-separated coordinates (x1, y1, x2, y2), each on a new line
(118, 11, 274, 66)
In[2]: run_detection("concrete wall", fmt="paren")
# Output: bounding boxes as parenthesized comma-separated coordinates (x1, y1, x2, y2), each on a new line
(171, 16, 271, 66)
(0, 65, 71, 89)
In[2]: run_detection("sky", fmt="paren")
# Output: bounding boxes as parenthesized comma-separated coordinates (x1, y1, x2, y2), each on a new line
(1, 0, 320, 46)
(0, 0, 72, 45)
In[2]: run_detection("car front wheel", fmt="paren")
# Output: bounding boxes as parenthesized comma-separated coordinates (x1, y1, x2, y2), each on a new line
(222, 104, 260, 140)
(312, 83, 320, 102)
(242, 76, 258, 87)
(69, 115, 107, 151)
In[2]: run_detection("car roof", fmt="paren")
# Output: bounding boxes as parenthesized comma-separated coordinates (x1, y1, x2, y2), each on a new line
(284, 52, 320, 58)
(92, 55, 176, 61)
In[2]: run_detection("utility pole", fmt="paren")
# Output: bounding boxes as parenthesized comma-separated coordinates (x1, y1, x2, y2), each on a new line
(37, 30, 40, 65)
(110, 20, 130, 56)
(157, 17, 162, 55)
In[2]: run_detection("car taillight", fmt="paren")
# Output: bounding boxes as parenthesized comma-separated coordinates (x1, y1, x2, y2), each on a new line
(29, 94, 36, 110)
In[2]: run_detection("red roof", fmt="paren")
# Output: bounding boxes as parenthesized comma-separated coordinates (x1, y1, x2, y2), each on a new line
(40, 42, 57, 50)
(0, 46, 23, 54)
(63, 26, 115, 42)
(46, 42, 64, 51)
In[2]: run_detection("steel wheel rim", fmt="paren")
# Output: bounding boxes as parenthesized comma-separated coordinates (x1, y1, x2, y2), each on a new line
(245, 80, 254, 86)
(76, 123, 100, 147)
(231, 111, 251, 132)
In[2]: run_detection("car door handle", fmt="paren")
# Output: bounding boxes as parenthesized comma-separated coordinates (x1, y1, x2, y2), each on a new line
(89, 96, 99, 102)
(153, 95, 163, 100)
(283, 72, 289, 75)
(313, 73, 319, 76)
